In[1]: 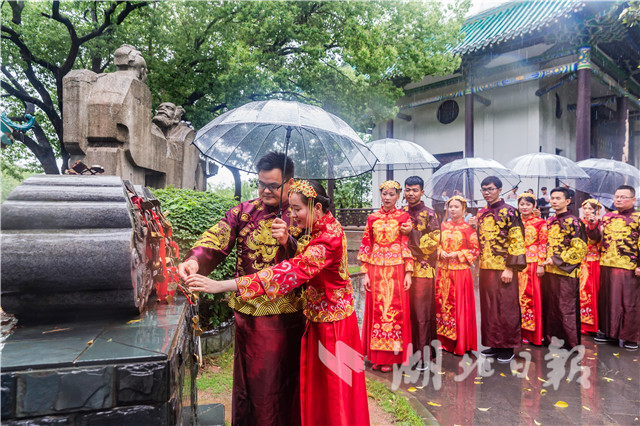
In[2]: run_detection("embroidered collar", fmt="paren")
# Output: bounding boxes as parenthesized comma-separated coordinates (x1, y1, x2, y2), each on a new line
(407, 201, 425, 212)
(489, 199, 506, 209)
(312, 211, 334, 234)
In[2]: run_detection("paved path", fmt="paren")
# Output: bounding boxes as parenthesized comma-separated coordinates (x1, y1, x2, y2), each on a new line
(368, 282, 640, 425)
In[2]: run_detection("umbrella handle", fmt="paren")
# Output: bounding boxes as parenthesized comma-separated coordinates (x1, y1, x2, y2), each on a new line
(278, 126, 293, 218)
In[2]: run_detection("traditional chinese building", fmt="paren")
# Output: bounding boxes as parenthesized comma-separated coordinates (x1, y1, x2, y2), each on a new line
(371, 0, 640, 205)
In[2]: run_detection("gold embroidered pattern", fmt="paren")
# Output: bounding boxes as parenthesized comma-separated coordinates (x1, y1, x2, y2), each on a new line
(600, 217, 634, 269)
(479, 214, 505, 270)
(195, 221, 232, 251)
(245, 219, 280, 270)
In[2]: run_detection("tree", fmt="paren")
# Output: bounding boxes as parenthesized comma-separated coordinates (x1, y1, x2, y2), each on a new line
(2, 1, 469, 174)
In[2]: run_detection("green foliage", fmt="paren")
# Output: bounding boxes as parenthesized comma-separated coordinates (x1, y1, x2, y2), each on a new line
(620, 1, 640, 27)
(208, 178, 259, 202)
(366, 379, 424, 426)
(1, 161, 36, 202)
(332, 171, 373, 209)
(2, 0, 469, 171)
(152, 186, 238, 328)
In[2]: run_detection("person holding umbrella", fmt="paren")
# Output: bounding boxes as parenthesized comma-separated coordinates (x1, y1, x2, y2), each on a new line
(186, 180, 370, 426)
(178, 152, 306, 426)
(539, 187, 587, 349)
(359, 180, 413, 373)
(470, 176, 526, 363)
(400, 176, 440, 364)
(586, 185, 640, 350)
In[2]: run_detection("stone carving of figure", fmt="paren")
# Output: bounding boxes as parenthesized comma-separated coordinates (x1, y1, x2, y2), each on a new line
(62, 44, 206, 189)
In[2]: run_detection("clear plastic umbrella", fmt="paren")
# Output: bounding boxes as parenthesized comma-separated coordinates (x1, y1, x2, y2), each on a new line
(364, 138, 440, 171)
(425, 157, 521, 207)
(564, 158, 640, 204)
(193, 100, 378, 180)
(507, 153, 589, 179)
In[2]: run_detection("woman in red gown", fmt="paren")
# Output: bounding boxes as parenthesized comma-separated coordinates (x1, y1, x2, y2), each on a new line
(580, 199, 601, 334)
(435, 195, 479, 355)
(517, 193, 547, 346)
(358, 180, 413, 373)
(187, 180, 370, 426)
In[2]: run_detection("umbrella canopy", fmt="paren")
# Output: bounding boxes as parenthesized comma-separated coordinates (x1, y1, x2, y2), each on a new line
(364, 138, 440, 171)
(566, 158, 640, 197)
(193, 100, 378, 180)
(425, 157, 521, 206)
(507, 153, 589, 179)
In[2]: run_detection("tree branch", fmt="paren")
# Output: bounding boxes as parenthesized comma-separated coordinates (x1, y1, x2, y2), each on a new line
(1, 25, 60, 74)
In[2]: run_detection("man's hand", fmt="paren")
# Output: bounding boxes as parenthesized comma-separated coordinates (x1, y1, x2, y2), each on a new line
(537, 265, 545, 277)
(178, 258, 199, 282)
(400, 221, 412, 236)
(185, 274, 238, 294)
(635, 267, 640, 277)
(540, 258, 553, 266)
(468, 216, 478, 227)
(362, 273, 371, 292)
(271, 217, 289, 246)
(501, 267, 513, 284)
(533, 208, 541, 218)
(404, 271, 412, 290)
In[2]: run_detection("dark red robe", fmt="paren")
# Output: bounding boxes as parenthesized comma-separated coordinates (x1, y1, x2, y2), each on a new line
(186, 198, 305, 426)
(542, 211, 587, 349)
(404, 201, 440, 359)
(476, 199, 526, 349)
(586, 208, 640, 343)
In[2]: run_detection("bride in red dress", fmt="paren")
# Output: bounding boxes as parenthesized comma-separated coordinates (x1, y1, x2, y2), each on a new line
(580, 198, 601, 334)
(186, 180, 370, 426)
(358, 180, 413, 373)
(435, 195, 479, 355)
(517, 193, 548, 345)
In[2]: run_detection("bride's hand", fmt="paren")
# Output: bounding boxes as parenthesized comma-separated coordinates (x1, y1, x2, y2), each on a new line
(185, 274, 237, 294)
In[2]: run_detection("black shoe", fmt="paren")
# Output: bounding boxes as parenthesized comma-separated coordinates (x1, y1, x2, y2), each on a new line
(497, 349, 515, 363)
(624, 341, 638, 350)
(481, 347, 500, 357)
(594, 332, 613, 343)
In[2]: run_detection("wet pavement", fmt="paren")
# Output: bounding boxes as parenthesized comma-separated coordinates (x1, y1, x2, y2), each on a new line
(368, 282, 640, 425)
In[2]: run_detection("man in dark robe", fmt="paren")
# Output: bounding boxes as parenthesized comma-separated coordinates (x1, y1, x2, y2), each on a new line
(401, 176, 440, 364)
(587, 185, 640, 350)
(540, 187, 587, 349)
(179, 152, 305, 426)
(470, 176, 526, 363)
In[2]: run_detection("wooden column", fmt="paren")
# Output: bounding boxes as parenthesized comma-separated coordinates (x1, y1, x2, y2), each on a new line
(465, 84, 474, 158)
(617, 96, 629, 162)
(575, 47, 591, 161)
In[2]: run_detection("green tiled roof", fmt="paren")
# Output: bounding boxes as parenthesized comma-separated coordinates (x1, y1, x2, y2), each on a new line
(453, 0, 588, 55)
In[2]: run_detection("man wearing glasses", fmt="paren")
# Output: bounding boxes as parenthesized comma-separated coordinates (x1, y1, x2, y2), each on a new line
(470, 176, 526, 363)
(586, 185, 640, 350)
(179, 151, 305, 425)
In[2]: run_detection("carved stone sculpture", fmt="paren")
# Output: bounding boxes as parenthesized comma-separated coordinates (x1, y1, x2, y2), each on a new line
(63, 44, 207, 189)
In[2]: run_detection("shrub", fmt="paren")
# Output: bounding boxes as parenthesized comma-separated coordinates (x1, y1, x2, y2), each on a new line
(152, 186, 238, 329)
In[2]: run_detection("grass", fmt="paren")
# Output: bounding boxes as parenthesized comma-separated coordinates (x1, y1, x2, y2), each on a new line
(348, 265, 362, 275)
(366, 378, 423, 426)
(197, 345, 234, 395)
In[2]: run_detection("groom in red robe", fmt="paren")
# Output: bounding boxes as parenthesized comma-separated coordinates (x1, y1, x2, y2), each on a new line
(401, 176, 440, 363)
(179, 152, 305, 426)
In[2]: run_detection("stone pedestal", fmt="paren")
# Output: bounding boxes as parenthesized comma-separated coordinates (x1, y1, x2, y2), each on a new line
(1, 298, 197, 425)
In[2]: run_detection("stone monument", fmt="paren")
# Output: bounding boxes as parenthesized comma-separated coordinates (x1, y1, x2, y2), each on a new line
(62, 44, 208, 189)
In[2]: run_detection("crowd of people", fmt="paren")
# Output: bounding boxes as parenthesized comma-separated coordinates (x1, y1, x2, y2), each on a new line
(179, 151, 640, 426)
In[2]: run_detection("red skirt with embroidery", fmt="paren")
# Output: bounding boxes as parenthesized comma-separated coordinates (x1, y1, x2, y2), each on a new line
(580, 260, 600, 334)
(520, 262, 543, 345)
(362, 263, 412, 365)
(436, 268, 477, 356)
(301, 314, 370, 426)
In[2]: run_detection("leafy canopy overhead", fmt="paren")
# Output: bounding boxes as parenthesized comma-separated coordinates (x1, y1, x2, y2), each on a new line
(1, 0, 468, 173)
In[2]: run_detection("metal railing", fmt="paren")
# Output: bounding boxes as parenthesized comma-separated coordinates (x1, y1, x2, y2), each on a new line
(336, 208, 375, 227)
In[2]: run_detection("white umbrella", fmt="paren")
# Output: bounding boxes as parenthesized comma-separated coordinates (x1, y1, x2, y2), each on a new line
(365, 138, 440, 171)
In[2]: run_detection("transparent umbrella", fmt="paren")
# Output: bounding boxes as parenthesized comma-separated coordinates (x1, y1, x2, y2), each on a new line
(563, 158, 640, 205)
(193, 100, 378, 180)
(425, 157, 521, 207)
(507, 152, 589, 193)
(360, 138, 440, 178)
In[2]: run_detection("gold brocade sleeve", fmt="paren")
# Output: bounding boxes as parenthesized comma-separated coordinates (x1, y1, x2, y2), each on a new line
(419, 230, 441, 256)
